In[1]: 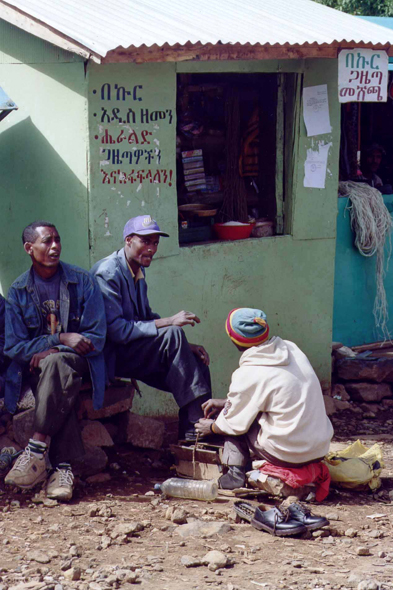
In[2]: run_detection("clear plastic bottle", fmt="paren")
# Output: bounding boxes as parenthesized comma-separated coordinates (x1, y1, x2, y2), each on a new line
(157, 478, 218, 501)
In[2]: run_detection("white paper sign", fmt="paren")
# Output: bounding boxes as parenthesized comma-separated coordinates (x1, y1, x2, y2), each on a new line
(339, 49, 388, 103)
(303, 85, 332, 137)
(304, 143, 332, 189)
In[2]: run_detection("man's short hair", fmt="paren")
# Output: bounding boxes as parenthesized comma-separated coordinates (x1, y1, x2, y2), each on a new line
(22, 221, 57, 245)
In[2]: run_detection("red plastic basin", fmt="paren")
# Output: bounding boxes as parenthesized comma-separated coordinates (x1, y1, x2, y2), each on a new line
(213, 223, 254, 241)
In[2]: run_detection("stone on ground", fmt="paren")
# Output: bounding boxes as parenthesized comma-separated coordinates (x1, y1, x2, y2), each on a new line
(181, 555, 202, 567)
(116, 412, 165, 449)
(345, 382, 392, 403)
(357, 581, 379, 590)
(12, 408, 35, 448)
(72, 444, 108, 478)
(171, 507, 188, 524)
(175, 520, 232, 539)
(323, 395, 336, 416)
(336, 358, 393, 384)
(77, 383, 134, 420)
(202, 550, 229, 571)
(81, 420, 114, 447)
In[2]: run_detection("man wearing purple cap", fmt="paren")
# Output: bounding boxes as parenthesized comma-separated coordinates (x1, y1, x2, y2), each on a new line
(91, 215, 211, 440)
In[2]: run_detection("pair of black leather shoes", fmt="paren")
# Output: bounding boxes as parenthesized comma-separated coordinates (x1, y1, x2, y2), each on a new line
(287, 502, 329, 532)
(234, 501, 329, 537)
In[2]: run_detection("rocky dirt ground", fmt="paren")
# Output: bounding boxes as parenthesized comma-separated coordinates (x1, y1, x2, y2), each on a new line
(1, 410, 393, 590)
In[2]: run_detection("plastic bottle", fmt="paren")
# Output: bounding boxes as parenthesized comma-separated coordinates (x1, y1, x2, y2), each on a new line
(156, 478, 218, 501)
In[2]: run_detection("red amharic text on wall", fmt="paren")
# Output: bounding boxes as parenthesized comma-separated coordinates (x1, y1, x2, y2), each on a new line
(101, 169, 173, 186)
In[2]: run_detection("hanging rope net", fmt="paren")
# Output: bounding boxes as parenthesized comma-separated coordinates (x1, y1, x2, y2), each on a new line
(339, 181, 393, 342)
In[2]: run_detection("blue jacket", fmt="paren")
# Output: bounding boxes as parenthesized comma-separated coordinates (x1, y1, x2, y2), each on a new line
(0, 294, 6, 393)
(4, 262, 107, 413)
(91, 248, 159, 381)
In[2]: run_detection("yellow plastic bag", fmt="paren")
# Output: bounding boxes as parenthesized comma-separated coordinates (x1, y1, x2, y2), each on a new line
(324, 440, 384, 491)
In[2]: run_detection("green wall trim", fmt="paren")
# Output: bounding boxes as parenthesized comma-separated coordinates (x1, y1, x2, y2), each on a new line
(292, 59, 340, 241)
(176, 60, 305, 73)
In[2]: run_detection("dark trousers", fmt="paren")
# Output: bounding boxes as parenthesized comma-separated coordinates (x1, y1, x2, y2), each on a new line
(222, 418, 325, 469)
(30, 352, 88, 466)
(222, 420, 264, 467)
(115, 326, 211, 409)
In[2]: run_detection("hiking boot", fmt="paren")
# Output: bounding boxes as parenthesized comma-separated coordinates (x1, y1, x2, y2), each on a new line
(4, 446, 48, 489)
(287, 502, 329, 531)
(46, 464, 74, 501)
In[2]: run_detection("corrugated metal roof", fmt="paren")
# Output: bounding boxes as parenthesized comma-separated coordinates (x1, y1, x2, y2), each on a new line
(3, 0, 393, 58)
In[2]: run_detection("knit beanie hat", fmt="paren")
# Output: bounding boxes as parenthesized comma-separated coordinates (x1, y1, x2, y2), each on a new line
(225, 308, 269, 348)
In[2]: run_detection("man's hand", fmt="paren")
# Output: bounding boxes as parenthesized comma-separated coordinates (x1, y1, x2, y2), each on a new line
(30, 349, 58, 372)
(202, 398, 226, 419)
(59, 333, 94, 355)
(189, 344, 210, 365)
(155, 311, 200, 329)
(195, 417, 214, 437)
(171, 311, 200, 327)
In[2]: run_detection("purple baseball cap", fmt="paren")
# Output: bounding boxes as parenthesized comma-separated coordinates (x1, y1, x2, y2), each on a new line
(123, 215, 169, 240)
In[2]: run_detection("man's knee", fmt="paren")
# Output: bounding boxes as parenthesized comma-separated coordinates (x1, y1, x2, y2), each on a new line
(161, 326, 186, 346)
(39, 352, 80, 370)
(222, 437, 249, 467)
(38, 353, 84, 384)
(39, 352, 67, 371)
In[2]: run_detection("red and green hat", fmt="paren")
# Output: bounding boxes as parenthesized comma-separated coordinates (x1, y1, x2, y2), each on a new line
(225, 308, 269, 348)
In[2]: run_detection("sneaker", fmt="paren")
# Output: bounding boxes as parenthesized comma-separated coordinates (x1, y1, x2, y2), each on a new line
(0, 447, 21, 475)
(4, 446, 48, 488)
(46, 465, 74, 501)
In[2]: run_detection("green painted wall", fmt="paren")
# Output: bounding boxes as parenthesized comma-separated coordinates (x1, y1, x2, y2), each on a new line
(88, 58, 340, 417)
(0, 21, 88, 293)
(0, 20, 340, 416)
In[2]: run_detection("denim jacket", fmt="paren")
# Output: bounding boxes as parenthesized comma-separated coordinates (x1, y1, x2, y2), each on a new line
(0, 294, 7, 392)
(4, 262, 107, 413)
(91, 248, 160, 381)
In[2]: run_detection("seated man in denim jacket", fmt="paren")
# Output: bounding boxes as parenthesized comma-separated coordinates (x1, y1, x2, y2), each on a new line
(4, 221, 106, 501)
(0, 294, 8, 394)
(91, 215, 211, 440)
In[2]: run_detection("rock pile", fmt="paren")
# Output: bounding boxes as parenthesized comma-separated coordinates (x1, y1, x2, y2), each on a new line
(324, 342, 393, 425)
(0, 381, 167, 479)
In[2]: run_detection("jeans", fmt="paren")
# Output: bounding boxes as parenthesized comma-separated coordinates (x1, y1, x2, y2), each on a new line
(30, 352, 88, 466)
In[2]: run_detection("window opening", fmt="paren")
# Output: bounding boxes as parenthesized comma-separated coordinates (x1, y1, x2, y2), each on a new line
(176, 73, 289, 245)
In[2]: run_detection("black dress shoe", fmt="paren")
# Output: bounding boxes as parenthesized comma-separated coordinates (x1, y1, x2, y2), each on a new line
(251, 506, 307, 537)
(287, 503, 329, 531)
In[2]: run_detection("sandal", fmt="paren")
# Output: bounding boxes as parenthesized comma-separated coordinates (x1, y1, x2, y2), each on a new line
(233, 501, 256, 523)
